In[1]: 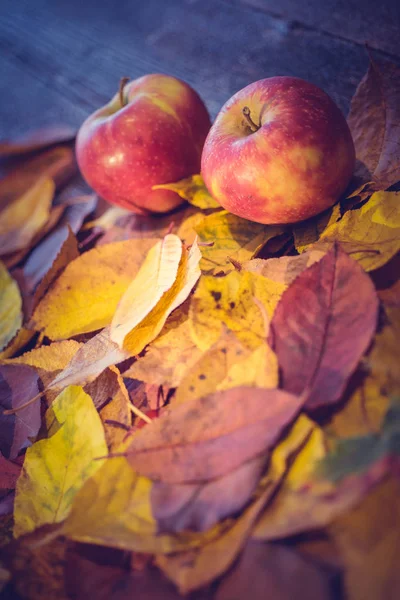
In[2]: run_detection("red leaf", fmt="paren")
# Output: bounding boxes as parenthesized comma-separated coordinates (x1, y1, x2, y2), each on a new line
(270, 243, 378, 410)
(126, 386, 301, 483)
(0, 452, 22, 490)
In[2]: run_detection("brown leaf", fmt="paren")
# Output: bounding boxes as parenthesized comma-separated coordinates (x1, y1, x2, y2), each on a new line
(0, 364, 41, 459)
(329, 475, 400, 600)
(0, 147, 77, 216)
(215, 541, 337, 600)
(0, 525, 68, 600)
(270, 243, 379, 410)
(18, 226, 79, 316)
(0, 125, 76, 157)
(243, 245, 327, 284)
(126, 387, 301, 484)
(99, 371, 132, 452)
(347, 57, 400, 191)
(0, 177, 55, 256)
(65, 543, 197, 600)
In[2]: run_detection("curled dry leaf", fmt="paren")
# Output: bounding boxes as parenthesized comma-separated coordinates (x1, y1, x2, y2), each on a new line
(0, 364, 41, 459)
(0, 125, 76, 157)
(13, 386, 108, 538)
(347, 57, 400, 191)
(0, 177, 55, 256)
(153, 174, 220, 209)
(125, 386, 301, 484)
(320, 191, 400, 271)
(189, 269, 285, 351)
(32, 238, 155, 340)
(0, 261, 22, 352)
(243, 245, 327, 284)
(111, 234, 183, 347)
(270, 243, 379, 410)
(115, 237, 201, 356)
(194, 210, 284, 274)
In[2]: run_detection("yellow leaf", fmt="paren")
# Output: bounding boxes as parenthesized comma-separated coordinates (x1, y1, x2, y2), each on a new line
(0, 261, 22, 351)
(177, 211, 206, 246)
(14, 386, 108, 537)
(110, 234, 183, 347)
(174, 330, 277, 405)
(63, 447, 215, 554)
(0, 328, 34, 360)
(252, 419, 371, 541)
(330, 476, 400, 600)
(0, 177, 54, 255)
(194, 210, 284, 274)
(153, 174, 220, 209)
(121, 238, 201, 356)
(5, 340, 81, 372)
(321, 191, 400, 271)
(124, 304, 203, 388)
(48, 327, 129, 391)
(189, 270, 285, 351)
(292, 203, 341, 253)
(32, 238, 155, 340)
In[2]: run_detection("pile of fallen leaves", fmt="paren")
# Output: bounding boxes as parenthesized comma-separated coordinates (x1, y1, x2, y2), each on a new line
(0, 56, 399, 600)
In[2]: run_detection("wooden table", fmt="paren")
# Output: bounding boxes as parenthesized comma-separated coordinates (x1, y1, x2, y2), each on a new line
(1, 0, 399, 140)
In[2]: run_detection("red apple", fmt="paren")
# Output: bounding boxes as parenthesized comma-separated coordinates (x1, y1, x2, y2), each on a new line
(76, 74, 211, 214)
(201, 77, 355, 224)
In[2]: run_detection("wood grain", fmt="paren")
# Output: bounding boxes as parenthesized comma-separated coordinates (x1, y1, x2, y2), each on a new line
(0, 0, 399, 140)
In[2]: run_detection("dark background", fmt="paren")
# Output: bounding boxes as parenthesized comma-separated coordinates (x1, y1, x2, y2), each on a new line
(0, 0, 399, 140)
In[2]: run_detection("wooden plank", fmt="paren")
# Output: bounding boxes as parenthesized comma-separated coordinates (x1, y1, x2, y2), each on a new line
(235, 0, 400, 59)
(0, 0, 399, 140)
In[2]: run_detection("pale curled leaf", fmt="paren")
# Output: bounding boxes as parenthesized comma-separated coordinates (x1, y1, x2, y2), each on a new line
(153, 174, 221, 209)
(0, 262, 22, 352)
(14, 386, 108, 537)
(0, 177, 55, 256)
(120, 238, 201, 356)
(49, 327, 129, 391)
(347, 57, 400, 190)
(270, 243, 379, 410)
(110, 234, 183, 347)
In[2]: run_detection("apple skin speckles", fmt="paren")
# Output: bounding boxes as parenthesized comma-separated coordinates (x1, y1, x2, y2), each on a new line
(76, 74, 211, 214)
(201, 77, 355, 225)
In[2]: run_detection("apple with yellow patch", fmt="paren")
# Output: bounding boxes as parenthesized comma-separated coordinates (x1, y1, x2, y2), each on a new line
(201, 77, 355, 224)
(76, 74, 211, 214)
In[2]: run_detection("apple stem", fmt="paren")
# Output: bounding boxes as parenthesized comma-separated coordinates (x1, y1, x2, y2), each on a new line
(242, 106, 260, 132)
(119, 77, 130, 107)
